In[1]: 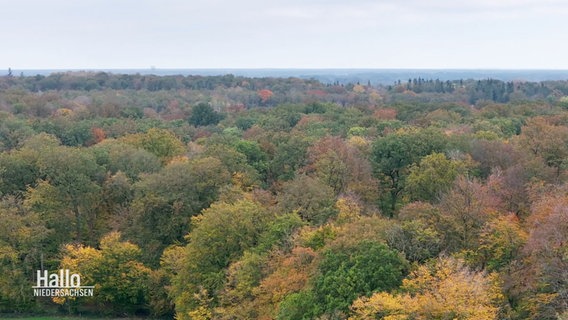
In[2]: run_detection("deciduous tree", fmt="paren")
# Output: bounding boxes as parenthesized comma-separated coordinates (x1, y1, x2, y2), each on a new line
(405, 152, 472, 202)
(57, 232, 153, 315)
(277, 175, 337, 224)
(313, 241, 408, 316)
(128, 158, 230, 263)
(168, 200, 272, 319)
(350, 257, 504, 320)
(371, 128, 447, 215)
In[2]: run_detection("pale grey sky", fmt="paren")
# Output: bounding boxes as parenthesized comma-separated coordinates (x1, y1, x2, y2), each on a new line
(2, 0, 568, 69)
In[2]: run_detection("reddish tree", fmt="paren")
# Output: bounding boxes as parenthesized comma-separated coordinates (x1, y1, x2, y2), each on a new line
(90, 127, 106, 145)
(373, 108, 397, 120)
(258, 89, 274, 104)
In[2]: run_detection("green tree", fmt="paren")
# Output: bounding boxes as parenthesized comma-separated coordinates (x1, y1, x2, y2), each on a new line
(256, 212, 305, 252)
(120, 128, 185, 162)
(128, 158, 230, 264)
(0, 151, 38, 196)
(25, 145, 103, 245)
(277, 291, 316, 320)
(91, 140, 162, 180)
(385, 219, 442, 263)
(0, 133, 60, 196)
(235, 140, 269, 179)
(0, 197, 49, 312)
(267, 133, 309, 182)
(216, 251, 267, 319)
(405, 152, 471, 202)
(189, 103, 224, 126)
(371, 128, 447, 216)
(0, 112, 35, 151)
(168, 199, 273, 319)
(312, 241, 408, 316)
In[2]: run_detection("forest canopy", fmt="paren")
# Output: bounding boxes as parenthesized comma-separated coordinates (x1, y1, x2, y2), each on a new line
(0, 71, 567, 319)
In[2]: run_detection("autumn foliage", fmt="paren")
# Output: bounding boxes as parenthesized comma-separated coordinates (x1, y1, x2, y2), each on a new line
(0, 73, 567, 318)
(258, 89, 274, 103)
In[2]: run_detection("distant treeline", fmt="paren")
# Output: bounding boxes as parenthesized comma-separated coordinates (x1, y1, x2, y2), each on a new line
(1, 72, 326, 92)
(391, 77, 568, 104)
(3, 72, 568, 106)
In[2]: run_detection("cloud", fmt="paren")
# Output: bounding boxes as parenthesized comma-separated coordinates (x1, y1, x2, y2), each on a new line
(2, 0, 568, 68)
(402, 0, 568, 15)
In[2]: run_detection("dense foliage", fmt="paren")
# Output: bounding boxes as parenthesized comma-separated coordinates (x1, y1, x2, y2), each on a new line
(0, 72, 567, 319)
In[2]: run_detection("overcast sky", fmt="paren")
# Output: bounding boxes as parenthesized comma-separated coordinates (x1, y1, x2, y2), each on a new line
(2, 0, 568, 70)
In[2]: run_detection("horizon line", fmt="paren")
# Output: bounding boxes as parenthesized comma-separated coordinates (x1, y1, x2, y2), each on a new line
(8, 67, 568, 71)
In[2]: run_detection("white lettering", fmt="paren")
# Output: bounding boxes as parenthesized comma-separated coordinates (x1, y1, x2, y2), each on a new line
(48, 273, 58, 287)
(70, 273, 81, 287)
(36, 270, 49, 287)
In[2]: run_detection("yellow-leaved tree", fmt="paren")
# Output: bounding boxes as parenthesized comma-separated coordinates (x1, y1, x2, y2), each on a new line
(350, 257, 504, 320)
(57, 232, 158, 315)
